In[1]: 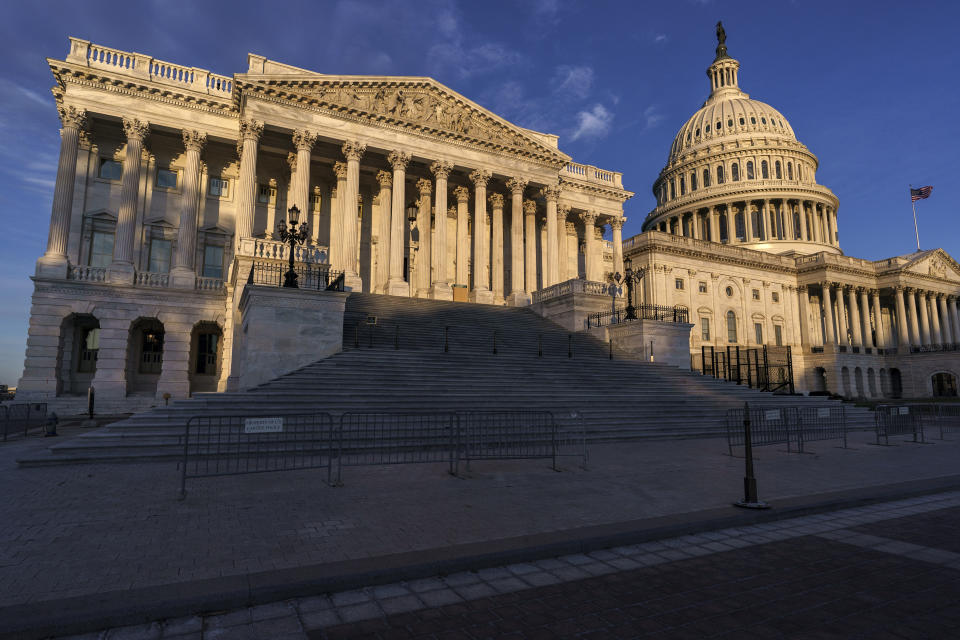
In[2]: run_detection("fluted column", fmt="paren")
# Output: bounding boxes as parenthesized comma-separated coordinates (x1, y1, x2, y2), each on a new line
(859, 288, 873, 349)
(469, 169, 492, 303)
(557, 204, 570, 282)
(821, 283, 836, 345)
(835, 287, 848, 346)
(847, 286, 863, 348)
(541, 186, 561, 286)
(611, 218, 624, 279)
(581, 212, 599, 282)
(871, 290, 885, 349)
(949, 296, 960, 344)
(291, 129, 317, 213)
(523, 200, 537, 293)
(929, 292, 942, 345)
(489, 193, 505, 302)
(386, 151, 410, 296)
(726, 206, 737, 244)
(38, 105, 87, 278)
(428, 161, 452, 300)
(375, 170, 393, 294)
(454, 185, 470, 288)
(506, 178, 528, 305)
(234, 119, 263, 245)
(109, 117, 149, 283)
(340, 141, 366, 290)
(798, 202, 808, 241)
(415, 178, 432, 297)
(709, 206, 720, 243)
(797, 285, 811, 346)
(330, 162, 347, 271)
(906, 288, 922, 346)
(918, 290, 931, 345)
(895, 287, 911, 349)
(170, 130, 207, 288)
(939, 294, 954, 345)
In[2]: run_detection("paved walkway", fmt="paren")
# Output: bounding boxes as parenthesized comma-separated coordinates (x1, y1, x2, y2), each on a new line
(2, 424, 960, 637)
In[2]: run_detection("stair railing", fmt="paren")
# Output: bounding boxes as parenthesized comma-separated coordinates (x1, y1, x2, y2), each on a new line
(444, 326, 449, 353)
(568, 334, 573, 359)
(493, 329, 498, 355)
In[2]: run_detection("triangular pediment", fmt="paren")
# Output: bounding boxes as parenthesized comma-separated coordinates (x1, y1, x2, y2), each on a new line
(902, 249, 960, 282)
(237, 67, 570, 166)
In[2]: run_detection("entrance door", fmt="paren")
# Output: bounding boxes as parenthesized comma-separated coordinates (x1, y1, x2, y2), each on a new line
(933, 373, 958, 397)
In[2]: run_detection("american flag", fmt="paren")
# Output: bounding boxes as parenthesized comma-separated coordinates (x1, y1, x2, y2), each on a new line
(911, 186, 933, 202)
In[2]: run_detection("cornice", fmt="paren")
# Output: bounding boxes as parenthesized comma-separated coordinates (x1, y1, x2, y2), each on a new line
(558, 176, 633, 202)
(646, 182, 839, 222)
(629, 239, 799, 276)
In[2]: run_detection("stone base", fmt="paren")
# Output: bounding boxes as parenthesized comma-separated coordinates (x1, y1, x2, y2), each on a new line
(107, 262, 136, 285)
(470, 289, 495, 305)
(506, 291, 532, 307)
(34, 255, 69, 280)
(168, 267, 197, 289)
(343, 272, 364, 292)
(430, 283, 453, 301)
(590, 320, 694, 369)
(386, 279, 410, 297)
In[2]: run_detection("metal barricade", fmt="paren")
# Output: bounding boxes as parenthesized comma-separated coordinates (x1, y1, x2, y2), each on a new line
(725, 406, 797, 455)
(2, 403, 48, 442)
(932, 404, 960, 439)
(874, 405, 924, 445)
(178, 413, 335, 499)
(460, 410, 558, 471)
(797, 406, 848, 450)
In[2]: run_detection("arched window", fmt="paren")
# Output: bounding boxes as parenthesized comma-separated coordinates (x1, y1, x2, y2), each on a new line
(797, 164, 803, 180)
(751, 116, 756, 124)
(706, 124, 711, 133)
(691, 172, 697, 191)
(793, 209, 802, 239)
(761, 160, 769, 179)
(731, 162, 740, 181)
(661, 185, 667, 203)
(739, 117, 745, 125)
(716, 121, 722, 130)
(728, 119, 733, 128)
(746, 161, 755, 180)
(719, 212, 728, 242)
(775, 161, 782, 179)
(727, 311, 737, 343)
(761, 117, 767, 124)
(669, 179, 675, 199)
(787, 162, 793, 180)
(735, 211, 746, 240)
(703, 168, 711, 188)
(679, 176, 686, 195)
(716, 165, 725, 184)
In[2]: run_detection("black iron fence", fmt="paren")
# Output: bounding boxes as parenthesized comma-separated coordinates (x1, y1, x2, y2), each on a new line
(697, 345, 794, 394)
(2, 403, 48, 442)
(336, 412, 459, 480)
(247, 261, 345, 291)
(874, 405, 926, 445)
(588, 304, 689, 328)
(725, 404, 848, 455)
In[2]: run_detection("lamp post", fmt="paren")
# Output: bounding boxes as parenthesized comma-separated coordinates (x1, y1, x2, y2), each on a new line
(613, 257, 645, 320)
(277, 205, 309, 288)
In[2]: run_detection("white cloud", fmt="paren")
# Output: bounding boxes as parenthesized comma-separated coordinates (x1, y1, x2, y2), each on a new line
(570, 104, 613, 141)
(643, 105, 664, 130)
(553, 65, 593, 100)
(654, 33, 669, 44)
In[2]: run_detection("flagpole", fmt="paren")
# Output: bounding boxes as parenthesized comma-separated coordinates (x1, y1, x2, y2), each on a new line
(910, 184, 920, 251)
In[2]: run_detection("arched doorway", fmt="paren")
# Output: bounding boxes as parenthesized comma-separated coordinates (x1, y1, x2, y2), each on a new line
(841, 366, 852, 397)
(812, 367, 828, 394)
(57, 314, 100, 395)
(189, 321, 223, 395)
(890, 368, 903, 399)
(854, 367, 865, 398)
(879, 368, 889, 397)
(127, 318, 164, 395)
(867, 368, 877, 397)
(932, 372, 958, 398)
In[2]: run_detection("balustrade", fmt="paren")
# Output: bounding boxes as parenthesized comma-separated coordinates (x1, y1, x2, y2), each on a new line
(532, 278, 613, 303)
(195, 276, 225, 291)
(134, 271, 169, 288)
(67, 265, 107, 282)
(562, 162, 624, 188)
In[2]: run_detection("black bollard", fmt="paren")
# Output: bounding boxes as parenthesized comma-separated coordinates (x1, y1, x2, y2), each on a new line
(609, 337, 613, 360)
(394, 325, 399, 350)
(538, 334, 542, 358)
(735, 401, 769, 509)
(444, 326, 449, 352)
(493, 330, 497, 355)
(568, 333, 573, 359)
(87, 386, 95, 420)
(44, 412, 58, 437)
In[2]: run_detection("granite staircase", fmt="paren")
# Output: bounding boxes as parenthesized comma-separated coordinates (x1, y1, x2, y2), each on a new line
(19, 293, 875, 465)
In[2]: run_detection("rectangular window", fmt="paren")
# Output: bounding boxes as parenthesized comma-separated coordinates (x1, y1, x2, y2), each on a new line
(208, 177, 229, 197)
(148, 238, 172, 273)
(258, 184, 272, 203)
(156, 168, 178, 190)
(77, 327, 100, 373)
(698, 281, 707, 293)
(754, 322, 763, 344)
(752, 289, 760, 300)
(202, 244, 224, 279)
(89, 231, 114, 267)
(98, 159, 122, 180)
(701, 317, 710, 341)
(195, 333, 219, 374)
(774, 325, 783, 346)
(772, 291, 780, 303)
(675, 278, 684, 290)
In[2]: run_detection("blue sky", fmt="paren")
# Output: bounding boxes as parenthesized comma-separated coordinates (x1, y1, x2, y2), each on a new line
(0, 0, 958, 386)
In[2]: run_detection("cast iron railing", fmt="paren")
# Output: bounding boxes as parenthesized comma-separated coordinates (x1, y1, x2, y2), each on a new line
(247, 262, 344, 291)
(588, 304, 689, 328)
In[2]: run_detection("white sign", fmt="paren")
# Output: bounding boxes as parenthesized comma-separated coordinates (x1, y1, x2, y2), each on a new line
(899, 407, 910, 416)
(764, 410, 781, 421)
(817, 408, 831, 418)
(244, 417, 284, 433)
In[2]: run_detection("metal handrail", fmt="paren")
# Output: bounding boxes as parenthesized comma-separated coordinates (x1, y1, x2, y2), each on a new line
(588, 304, 689, 327)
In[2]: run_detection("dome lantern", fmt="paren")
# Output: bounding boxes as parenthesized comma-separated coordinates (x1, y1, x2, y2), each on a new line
(705, 22, 744, 104)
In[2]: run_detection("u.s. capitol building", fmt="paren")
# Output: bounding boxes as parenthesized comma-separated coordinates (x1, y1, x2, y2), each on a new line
(16, 30, 960, 405)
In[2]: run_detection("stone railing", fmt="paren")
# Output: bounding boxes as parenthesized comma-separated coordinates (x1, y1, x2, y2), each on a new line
(66, 38, 233, 98)
(623, 231, 798, 270)
(195, 276, 225, 291)
(134, 271, 169, 288)
(532, 278, 613, 303)
(561, 162, 624, 189)
(646, 179, 837, 219)
(235, 237, 329, 264)
(795, 252, 878, 273)
(67, 265, 107, 282)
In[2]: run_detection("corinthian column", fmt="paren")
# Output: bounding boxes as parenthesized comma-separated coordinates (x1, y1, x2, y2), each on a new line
(523, 200, 538, 294)
(557, 204, 570, 282)
(821, 283, 836, 345)
(37, 105, 87, 278)
(895, 286, 911, 349)
(505, 178, 528, 306)
(234, 119, 263, 245)
(581, 212, 599, 282)
(330, 162, 347, 271)
(386, 151, 410, 296)
(859, 288, 874, 349)
(797, 285, 811, 346)
(470, 169, 493, 303)
(415, 178, 432, 297)
(541, 186, 561, 286)
(918, 290, 931, 345)
(489, 193, 505, 302)
(906, 288, 922, 346)
(950, 296, 960, 344)
(429, 161, 452, 300)
(290, 129, 317, 213)
(871, 290, 885, 349)
(847, 286, 862, 348)
(454, 185, 470, 288)
(170, 130, 207, 289)
(939, 294, 954, 345)
(375, 170, 392, 294)
(929, 292, 942, 345)
(611, 217, 625, 280)
(340, 141, 366, 291)
(109, 117, 149, 284)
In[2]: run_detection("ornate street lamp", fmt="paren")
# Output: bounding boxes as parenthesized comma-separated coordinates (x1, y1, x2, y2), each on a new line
(276, 205, 309, 288)
(613, 257, 646, 320)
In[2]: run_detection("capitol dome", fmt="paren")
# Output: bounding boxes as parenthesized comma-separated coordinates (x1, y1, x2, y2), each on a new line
(643, 24, 841, 256)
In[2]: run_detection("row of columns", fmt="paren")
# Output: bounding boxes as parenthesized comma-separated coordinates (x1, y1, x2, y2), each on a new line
(800, 283, 960, 351)
(655, 199, 837, 246)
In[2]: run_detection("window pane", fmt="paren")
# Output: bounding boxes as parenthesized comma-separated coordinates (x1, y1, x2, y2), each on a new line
(90, 231, 114, 267)
(775, 325, 783, 346)
(157, 169, 178, 189)
(148, 238, 172, 273)
(99, 159, 122, 180)
(702, 318, 710, 340)
(755, 323, 763, 344)
(202, 245, 224, 279)
(727, 312, 737, 343)
(209, 177, 228, 196)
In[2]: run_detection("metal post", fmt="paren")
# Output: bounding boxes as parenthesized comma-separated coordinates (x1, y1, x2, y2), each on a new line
(735, 402, 769, 509)
(786, 346, 795, 394)
(369, 323, 374, 348)
(538, 334, 542, 358)
(444, 326, 449, 352)
(493, 330, 498, 355)
(354, 323, 359, 348)
(609, 337, 613, 360)
(87, 386, 95, 420)
(394, 325, 399, 350)
(568, 333, 573, 358)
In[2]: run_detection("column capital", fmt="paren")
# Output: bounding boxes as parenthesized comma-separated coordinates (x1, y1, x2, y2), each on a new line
(121, 117, 149, 143)
(341, 140, 367, 161)
(376, 170, 392, 188)
(522, 199, 537, 215)
(447, 206, 458, 218)
(469, 168, 491, 187)
(854, 285, 867, 294)
(286, 152, 297, 172)
(388, 150, 410, 171)
(239, 118, 264, 141)
(292, 129, 318, 151)
(558, 203, 572, 217)
(797, 284, 808, 293)
(870, 288, 881, 297)
(610, 218, 624, 231)
(416, 178, 432, 195)
(505, 177, 528, 195)
(430, 160, 453, 180)
(948, 295, 958, 303)
(540, 185, 562, 202)
(488, 192, 505, 209)
(333, 161, 347, 180)
(581, 211, 598, 225)
(182, 130, 207, 153)
(57, 104, 87, 131)
(453, 185, 470, 203)
(894, 284, 905, 292)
